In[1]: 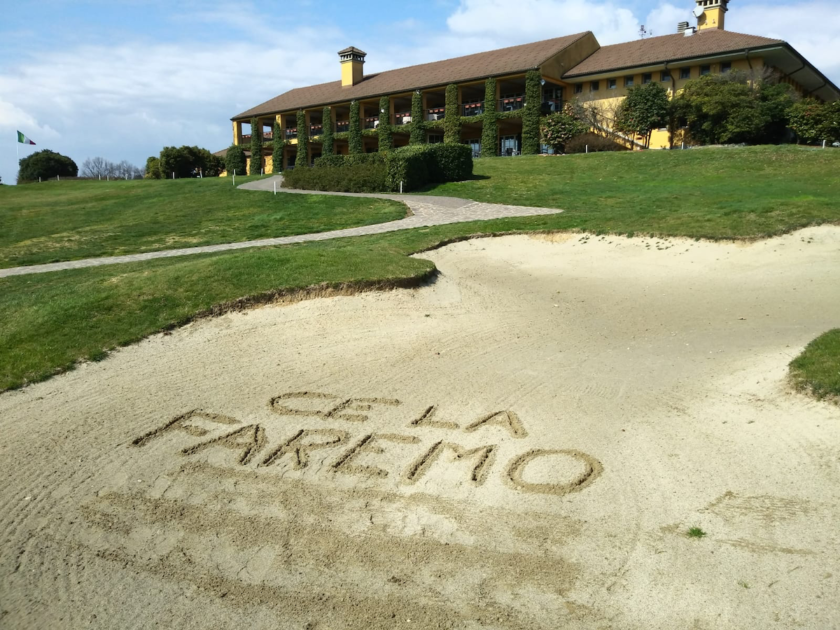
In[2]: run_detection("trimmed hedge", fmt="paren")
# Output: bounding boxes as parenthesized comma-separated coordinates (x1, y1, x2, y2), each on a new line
(314, 153, 384, 168)
(282, 161, 387, 193)
(225, 143, 246, 175)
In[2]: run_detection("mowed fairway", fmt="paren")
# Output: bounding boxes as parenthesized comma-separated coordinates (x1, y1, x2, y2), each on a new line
(0, 227, 838, 629)
(0, 176, 406, 267)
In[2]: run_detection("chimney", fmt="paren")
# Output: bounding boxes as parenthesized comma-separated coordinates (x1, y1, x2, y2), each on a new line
(677, 21, 689, 33)
(338, 47, 366, 87)
(695, 0, 729, 31)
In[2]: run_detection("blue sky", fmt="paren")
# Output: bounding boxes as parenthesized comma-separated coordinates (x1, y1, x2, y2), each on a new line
(1, 0, 838, 183)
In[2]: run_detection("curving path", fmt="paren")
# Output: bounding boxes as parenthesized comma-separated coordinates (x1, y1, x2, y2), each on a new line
(0, 176, 561, 278)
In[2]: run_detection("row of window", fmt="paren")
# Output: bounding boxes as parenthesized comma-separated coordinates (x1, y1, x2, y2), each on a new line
(574, 62, 732, 93)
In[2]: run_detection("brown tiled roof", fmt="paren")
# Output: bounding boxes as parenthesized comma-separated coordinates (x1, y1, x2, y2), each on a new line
(233, 33, 591, 119)
(564, 29, 782, 77)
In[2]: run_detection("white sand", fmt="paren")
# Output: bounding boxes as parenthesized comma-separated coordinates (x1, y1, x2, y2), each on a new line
(1, 227, 839, 629)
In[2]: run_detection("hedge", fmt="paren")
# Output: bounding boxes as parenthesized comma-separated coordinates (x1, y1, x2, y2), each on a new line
(481, 77, 498, 157)
(349, 101, 362, 154)
(522, 70, 542, 155)
(296, 109, 309, 167)
(249, 117, 263, 175)
(410, 91, 424, 145)
(321, 107, 334, 156)
(379, 96, 393, 152)
(225, 143, 246, 175)
(282, 161, 387, 193)
(444, 84, 460, 144)
(314, 153, 384, 168)
(271, 122, 285, 173)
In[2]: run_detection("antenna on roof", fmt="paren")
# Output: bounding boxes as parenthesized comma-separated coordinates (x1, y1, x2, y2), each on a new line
(638, 25, 653, 39)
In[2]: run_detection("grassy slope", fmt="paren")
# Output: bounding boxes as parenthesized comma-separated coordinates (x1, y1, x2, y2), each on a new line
(2, 146, 839, 392)
(789, 329, 840, 401)
(0, 176, 406, 268)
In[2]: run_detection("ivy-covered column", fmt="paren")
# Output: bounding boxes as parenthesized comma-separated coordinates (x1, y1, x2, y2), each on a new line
(321, 107, 334, 156)
(481, 77, 498, 158)
(349, 101, 363, 154)
(410, 91, 424, 144)
(378, 96, 393, 152)
(296, 109, 309, 167)
(444, 84, 460, 144)
(249, 117, 263, 175)
(271, 121, 285, 173)
(522, 70, 542, 155)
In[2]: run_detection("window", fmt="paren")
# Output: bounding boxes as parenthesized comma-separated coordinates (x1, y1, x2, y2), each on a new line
(721, 62, 732, 73)
(700, 65, 711, 76)
(661, 72, 671, 82)
(680, 67, 691, 80)
(642, 73, 652, 84)
(607, 78, 617, 89)
(574, 84, 583, 94)
(427, 134, 443, 144)
(624, 76, 634, 87)
(590, 80, 600, 92)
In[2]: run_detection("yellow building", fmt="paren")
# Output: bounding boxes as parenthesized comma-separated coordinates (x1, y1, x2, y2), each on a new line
(229, 0, 838, 169)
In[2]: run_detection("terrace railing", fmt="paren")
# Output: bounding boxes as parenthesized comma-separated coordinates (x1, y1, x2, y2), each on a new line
(394, 112, 412, 126)
(285, 128, 297, 140)
(498, 96, 525, 112)
(461, 102, 484, 117)
(309, 124, 323, 136)
(335, 121, 350, 132)
(425, 107, 445, 121)
(364, 117, 379, 129)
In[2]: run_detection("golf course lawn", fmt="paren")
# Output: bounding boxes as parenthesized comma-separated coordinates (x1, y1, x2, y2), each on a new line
(1, 146, 838, 394)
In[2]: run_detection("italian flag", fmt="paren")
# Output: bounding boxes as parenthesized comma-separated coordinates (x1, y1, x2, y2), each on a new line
(17, 131, 36, 145)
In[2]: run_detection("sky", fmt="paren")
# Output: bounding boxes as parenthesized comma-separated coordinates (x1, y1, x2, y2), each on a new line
(1, 0, 838, 183)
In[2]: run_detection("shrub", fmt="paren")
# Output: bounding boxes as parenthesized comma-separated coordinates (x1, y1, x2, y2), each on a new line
(410, 91, 424, 145)
(281, 162, 388, 193)
(613, 82, 670, 148)
(565, 133, 626, 153)
(18, 149, 78, 181)
(160, 146, 223, 178)
(225, 144, 246, 176)
(249, 118, 263, 175)
(385, 143, 473, 191)
(145, 156, 162, 179)
(788, 99, 840, 144)
(349, 101, 362, 154)
(378, 96, 393, 152)
(314, 153, 384, 168)
(481, 77, 498, 157)
(521, 70, 542, 155)
(541, 111, 588, 153)
(444, 84, 460, 144)
(296, 109, 309, 167)
(321, 107, 334, 156)
(271, 122, 285, 173)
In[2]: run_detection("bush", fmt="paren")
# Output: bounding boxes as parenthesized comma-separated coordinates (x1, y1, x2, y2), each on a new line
(788, 99, 840, 144)
(444, 84, 460, 144)
(145, 156, 162, 179)
(18, 149, 78, 181)
(378, 96, 393, 152)
(522, 70, 542, 155)
(225, 144, 246, 176)
(314, 153, 384, 168)
(613, 82, 670, 148)
(249, 118, 263, 175)
(385, 143, 473, 191)
(481, 77, 498, 158)
(160, 146, 224, 178)
(565, 133, 626, 153)
(349, 101, 362, 154)
(282, 162, 388, 193)
(541, 110, 588, 153)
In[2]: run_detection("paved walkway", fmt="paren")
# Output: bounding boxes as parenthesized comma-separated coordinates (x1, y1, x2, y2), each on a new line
(0, 176, 562, 278)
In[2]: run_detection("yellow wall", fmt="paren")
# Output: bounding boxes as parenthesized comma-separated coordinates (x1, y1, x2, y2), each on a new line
(698, 7, 725, 30)
(341, 60, 363, 87)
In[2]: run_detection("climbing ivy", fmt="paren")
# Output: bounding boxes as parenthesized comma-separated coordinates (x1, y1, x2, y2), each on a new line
(296, 109, 309, 167)
(378, 95, 393, 152)
(249, 117, 263, 175)
(481, 77, 498, 158)
(410, 91, 424, 145)
(321, 107, 334, 156)
(522, 70, 542, 155)
(271, 122, 285, 172)
(444, 84, 460, 144)
(349, 101, 363, 154)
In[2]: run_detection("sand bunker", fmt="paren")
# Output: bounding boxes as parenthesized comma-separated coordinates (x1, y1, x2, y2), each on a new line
(1, 227, 839, 629)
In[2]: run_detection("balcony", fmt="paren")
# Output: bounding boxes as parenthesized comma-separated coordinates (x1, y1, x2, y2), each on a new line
(461, 101, 484, 117)
(364, 116, 379, 129)
(542, 99, 564, 113)
(498, 96, 525, 112)
(241, 134, 252, 142)
(394, 112, 412, 126)
(285, 128, 297, 140)
(425, 107, 445, 121)
(263, 132, 273, 140)
(309, 124, 323, 136)
(336, 121, 350, 132)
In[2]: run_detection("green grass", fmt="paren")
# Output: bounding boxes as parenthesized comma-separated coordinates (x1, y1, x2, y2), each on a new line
(0, 176, 406, 268)
(687, 527, 707, 539)
(790, 329, 840, 402)
(1, 146, 839, 392)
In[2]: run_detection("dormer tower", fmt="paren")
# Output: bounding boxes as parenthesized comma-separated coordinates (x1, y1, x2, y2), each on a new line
(339, 47, 366, 87)
(695, 0, 729, 30)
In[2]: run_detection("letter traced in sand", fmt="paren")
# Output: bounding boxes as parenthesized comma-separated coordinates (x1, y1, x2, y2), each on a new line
(181, 424, 267, 466)
(505, 449, 603, 496)
(408, 405, 459, 430)
(131, 410, 240, 447)
(269, 392, 401, 422)
(332, 434, 421, 478)
(404, 441, 497, 485)
(464, 411, 527, 438)
(269, 392, 340, 418)
(260, 428, 349, 469)
(325, 397, 402, 423)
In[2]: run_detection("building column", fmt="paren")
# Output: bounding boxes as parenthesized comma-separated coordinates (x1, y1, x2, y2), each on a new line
(232, 120, 241, 145)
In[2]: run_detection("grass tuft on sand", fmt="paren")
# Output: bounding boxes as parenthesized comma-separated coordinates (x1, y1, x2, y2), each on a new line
(789, 329, 840, 403)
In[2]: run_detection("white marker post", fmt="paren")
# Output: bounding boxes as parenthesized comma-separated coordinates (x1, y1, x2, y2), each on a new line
(273, 180, 276, 195)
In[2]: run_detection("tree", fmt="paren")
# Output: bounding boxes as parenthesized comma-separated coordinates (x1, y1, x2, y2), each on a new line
(272, 122, 286, 173)
(481, 77, 498, 157)
(249, 117, 263, 175)
(409, 91, 424, 145)
(444, 84, 460, 144)
(348, 101, 362, 154)
(18, 149, 78, 181)
(521, 70, 542, 154)
(297, 109, 309, 166)
(613, 82, 670, 148)
(225, 144, 246, 176)
(540, 108, 588, 153)
(788, 99, 840, 144)
(159, 146, 223, 178)
(321, 107, 334, 157)
(378, 96, 393, 152)
(145, 156, 162, 179)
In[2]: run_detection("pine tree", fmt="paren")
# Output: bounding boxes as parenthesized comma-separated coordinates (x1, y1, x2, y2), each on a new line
(349, 101, 363, 154)
(444, 84, 460, 144)
(321, 107, 334, 156)
(249, 117, 263, 175)
(481, 77, 498, 158)
(521, 71, 542, 155)
(378, 96, 393, 152)
(410, 91, 425, 144)
(296, 110, 309, 167)
(271, 122, 285, 173)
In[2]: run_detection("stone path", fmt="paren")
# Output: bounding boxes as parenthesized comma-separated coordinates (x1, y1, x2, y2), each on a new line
(0, 176, 562, 278)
